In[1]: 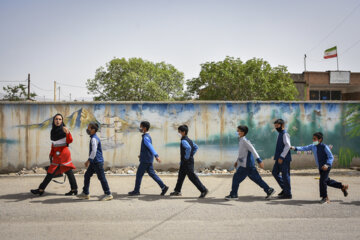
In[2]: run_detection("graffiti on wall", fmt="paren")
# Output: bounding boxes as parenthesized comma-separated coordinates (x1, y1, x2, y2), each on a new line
(0, 102, 359, 172)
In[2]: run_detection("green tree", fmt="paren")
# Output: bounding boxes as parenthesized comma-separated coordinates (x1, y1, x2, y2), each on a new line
(186, 57, 298, 100)
(86, 58, 185, 101)
(2, 84, 37, 101)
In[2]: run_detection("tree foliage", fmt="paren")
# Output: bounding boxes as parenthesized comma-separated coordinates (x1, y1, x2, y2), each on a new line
(87, 58, 185, 101)
(186, 57, 298, 100)
(2, 84, 37, 101)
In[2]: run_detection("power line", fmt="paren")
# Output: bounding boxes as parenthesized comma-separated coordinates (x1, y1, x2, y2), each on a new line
(307, 2, 360, 54)
(57, 82, 87, 89)
(341, 38, 360, 55)
(0, 80, 27, 83)
(30, 83, 52, 92)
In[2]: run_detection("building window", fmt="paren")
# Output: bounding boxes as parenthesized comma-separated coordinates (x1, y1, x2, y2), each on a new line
(331, 91, 341, 100)
(310, 90, 341, 100)
(320, 91, 330, 100)
(310, 90, 319, 100)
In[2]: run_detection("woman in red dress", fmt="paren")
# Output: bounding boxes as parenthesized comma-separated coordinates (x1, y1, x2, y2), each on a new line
(31, 113, 78, 196)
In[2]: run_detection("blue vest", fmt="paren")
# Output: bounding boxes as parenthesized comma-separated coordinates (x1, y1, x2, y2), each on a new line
(316, 143, 328, 168)
(246, 151, 255, 168)
(180, 136, 195, 162)
(140, 133, 154, 163)
(89, 134, 104, 163)
(274, 130, 292, 161)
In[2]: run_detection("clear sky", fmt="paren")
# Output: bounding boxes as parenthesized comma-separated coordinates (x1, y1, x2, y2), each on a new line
(1, 0, 359, 100)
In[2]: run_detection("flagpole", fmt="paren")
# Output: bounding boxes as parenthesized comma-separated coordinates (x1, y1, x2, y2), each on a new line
(336, 48, 339, 71)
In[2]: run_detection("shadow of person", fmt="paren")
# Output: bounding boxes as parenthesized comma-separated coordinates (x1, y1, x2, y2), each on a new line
(237, 195, 267, 202)
(0, 192, 62, 202)
(266, 199, 343, 206)
(340, 201, 360, 206)
(184, 197, 232, 206)
(29, 192, 126, 204)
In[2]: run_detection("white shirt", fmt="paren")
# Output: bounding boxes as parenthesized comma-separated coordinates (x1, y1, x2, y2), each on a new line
(280, 132, 291, 159)
(236, 136, 260, 168)
(89, 137, 98, 160)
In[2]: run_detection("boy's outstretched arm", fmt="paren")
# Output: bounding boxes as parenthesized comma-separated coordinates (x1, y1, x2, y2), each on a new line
(294, 144, 313, 152)
(144, 136, 159, 159)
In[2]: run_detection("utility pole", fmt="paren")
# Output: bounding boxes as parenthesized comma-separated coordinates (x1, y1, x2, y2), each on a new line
(304, 54, 307, 72)
(54, 81, 57, 102)
(27, 73, 30, 100)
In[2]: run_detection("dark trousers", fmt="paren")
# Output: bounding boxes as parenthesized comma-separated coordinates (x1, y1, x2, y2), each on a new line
(174, 161, 206, 193)
(272, 160, 291, 195)
(319, 167, 343, 198)
(39, 169, 78, 190)
(134, 162, 165, 193)
(230, 167, 270, 196)
(83, 162, 111, 195)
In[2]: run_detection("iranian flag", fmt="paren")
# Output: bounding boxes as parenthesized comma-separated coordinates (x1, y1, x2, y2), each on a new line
(324, 46, 337, 59)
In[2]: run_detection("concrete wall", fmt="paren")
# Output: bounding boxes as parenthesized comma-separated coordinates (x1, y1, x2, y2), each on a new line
(0, 101, 360, 173)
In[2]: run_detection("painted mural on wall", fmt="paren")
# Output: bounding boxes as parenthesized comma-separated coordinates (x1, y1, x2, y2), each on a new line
(0, 102, 359, 173)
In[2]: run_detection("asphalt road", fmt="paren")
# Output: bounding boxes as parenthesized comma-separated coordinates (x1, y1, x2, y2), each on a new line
(0, 174, 359, 240)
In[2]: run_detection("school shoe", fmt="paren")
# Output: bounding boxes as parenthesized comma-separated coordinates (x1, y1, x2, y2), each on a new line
(169, 191, 182, 196)
(77, 192, 90, 199)
(265, 188, 275, 199)
(277, 194, 292, 199)
(161, 186, 169, 196)
(128, 191, 140, 196)
(225, 195, 238, 201)
(199, 189, 209, 198)
(277, 190, 284, 196)
(65, 190, 78, 196)
(100, 194, 113, 201)
(320, 197, 330, 204)
(341, 184, 349, 197)
(30, 189, 44, 196)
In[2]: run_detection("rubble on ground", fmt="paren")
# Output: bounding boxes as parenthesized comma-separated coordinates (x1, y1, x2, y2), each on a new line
(4, 166, 358, 176)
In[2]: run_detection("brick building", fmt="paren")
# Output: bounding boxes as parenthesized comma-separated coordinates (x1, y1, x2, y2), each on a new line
(291, 71, 360, 100)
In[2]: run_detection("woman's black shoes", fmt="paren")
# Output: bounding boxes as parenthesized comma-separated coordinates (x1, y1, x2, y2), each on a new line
(30, 189, 44, 196)
(65, 190, 78, 196)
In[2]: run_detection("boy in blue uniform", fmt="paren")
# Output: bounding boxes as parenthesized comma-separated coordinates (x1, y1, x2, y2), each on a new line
(128, 121, 169, 196)
(170, 125, 208, 198)
(77, 123, 113, 201)
(225, 125, 275, 200)
(272, 119, 292, 199)
(291, 132, 349, 204)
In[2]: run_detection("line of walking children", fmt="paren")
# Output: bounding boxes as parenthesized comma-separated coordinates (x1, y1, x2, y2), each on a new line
(31, 114, 349, 204)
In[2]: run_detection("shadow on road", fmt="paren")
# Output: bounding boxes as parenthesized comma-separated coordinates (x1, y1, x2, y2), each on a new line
(266, 199, 344, 206)
(340, 201, 360, 206)
(125, 194, 232, 205)
(27, 192, 130, 204)
(237, 195, 268, 202)
(0, 192, 62, 202)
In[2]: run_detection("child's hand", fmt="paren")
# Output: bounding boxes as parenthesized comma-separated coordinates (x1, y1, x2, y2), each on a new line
(63, 127, 70, 134)
(156, 157, 161, 163)
(321, 165, 329, 171)
(258, 162, 265, 169)
(290, 146, 295, 150)
(85, 160, 90, 168)
(234, 162, 238, 168)
(278, 159, 283, 164)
